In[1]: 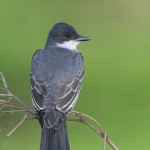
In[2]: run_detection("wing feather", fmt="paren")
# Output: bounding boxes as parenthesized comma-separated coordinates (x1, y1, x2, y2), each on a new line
(30, 50, 48, 111)
(30, 73, 47, 110)
(56, 70, 84, 115)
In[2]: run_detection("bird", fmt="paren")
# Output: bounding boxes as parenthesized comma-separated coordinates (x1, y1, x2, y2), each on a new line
(30, 22, 91, 150)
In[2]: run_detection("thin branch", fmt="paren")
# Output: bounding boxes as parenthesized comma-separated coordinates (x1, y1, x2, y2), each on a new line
(1, 117, 27, 132)
(68, 112, 119, 150)
(0, 72, 28, 108)
(0, 72, 8, 90)
(72, 111, 103, 132)
(103, 131, 106, 150)
(6, 114, 28, 137)
(0, 99, 35, 116)
(0, 109, 34, 114)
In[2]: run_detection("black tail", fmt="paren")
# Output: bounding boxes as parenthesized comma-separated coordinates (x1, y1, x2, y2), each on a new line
(40, 121, 70, 150)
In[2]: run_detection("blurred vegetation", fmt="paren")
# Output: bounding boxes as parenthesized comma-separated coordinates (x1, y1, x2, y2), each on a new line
(1, 0, 150, 150)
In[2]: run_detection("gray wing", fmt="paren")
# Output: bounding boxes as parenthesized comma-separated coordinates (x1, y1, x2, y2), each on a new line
(56, 71, 84, 115)
(30, 49, 48, 111)
(56, 52, 84, 115)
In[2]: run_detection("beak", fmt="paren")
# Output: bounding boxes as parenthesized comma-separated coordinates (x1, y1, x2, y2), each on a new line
(76, 35, 91, 41)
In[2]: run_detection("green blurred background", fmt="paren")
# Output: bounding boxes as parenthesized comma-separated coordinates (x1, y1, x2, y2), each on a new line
(1, 0, 150, 149)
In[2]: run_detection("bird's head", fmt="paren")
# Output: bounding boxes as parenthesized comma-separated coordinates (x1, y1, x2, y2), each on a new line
(47, 22, 91, 50)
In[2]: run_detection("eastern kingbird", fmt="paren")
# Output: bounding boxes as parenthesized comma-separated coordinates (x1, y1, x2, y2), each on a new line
(30, 22, 90, 150)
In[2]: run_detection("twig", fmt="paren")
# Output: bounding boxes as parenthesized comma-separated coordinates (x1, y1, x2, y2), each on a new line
(103, 131, 106, 150)
(0, 72, 28, 109)
(1, 117, 28, 132)
(0, 72, 8, 90)
(72, 111, 103, 132)
(68, 112, 119, 150)
(1, 109, 34, 114)
(0, 99, 35, 116)
(6, 114, 28, 137)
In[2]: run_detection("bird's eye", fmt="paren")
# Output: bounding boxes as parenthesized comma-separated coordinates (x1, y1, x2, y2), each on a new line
(65, 33, 71, 39)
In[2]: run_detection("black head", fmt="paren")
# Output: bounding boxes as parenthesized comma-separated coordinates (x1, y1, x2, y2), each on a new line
(47, 22, 91, 44)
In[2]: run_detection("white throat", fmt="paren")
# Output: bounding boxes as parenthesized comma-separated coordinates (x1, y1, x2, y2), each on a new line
(56, 40, 80, 50)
